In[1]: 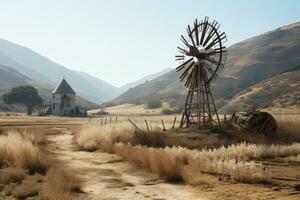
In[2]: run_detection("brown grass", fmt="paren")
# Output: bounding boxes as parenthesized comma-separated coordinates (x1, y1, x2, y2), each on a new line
(276, 116, 300, 141)
(0, 131, 51, 173)
(11, 175, 40, 199)
(114, 144, 269, 184)
(0, 129, 84, 200)
(75, 126, 279, 184)
(0, 167, 27, 184)
(41, 167, 84, 200)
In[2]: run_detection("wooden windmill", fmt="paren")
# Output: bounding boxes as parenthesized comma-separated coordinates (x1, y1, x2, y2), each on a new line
(175, 17, 227, 129)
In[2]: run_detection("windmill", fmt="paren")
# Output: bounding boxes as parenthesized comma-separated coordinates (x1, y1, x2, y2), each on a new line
(175, 17, 227, 129)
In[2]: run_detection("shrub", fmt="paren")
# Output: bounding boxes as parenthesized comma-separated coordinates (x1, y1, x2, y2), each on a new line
(146, 99, 162, 109)
(161, 108, 182, 115)
(42, 167, 83, 200)
(0, 131, 51, 174)
(0, 167, 27, 184)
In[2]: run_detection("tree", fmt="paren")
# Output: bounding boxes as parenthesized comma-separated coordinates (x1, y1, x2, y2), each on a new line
(146, 99, 161, 109)
(3, 85, 43, 115)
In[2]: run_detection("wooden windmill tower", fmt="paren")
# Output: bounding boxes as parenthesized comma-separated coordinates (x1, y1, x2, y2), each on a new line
(175, 17, 227, 129)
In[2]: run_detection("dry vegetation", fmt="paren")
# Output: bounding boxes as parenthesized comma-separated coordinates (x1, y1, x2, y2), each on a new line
(0, 131, 50, 173)
(74, 115, 300, 187)
(42, 167, 83, 200)
(0, 129, 84, 200)
(276, 115, 300, 141)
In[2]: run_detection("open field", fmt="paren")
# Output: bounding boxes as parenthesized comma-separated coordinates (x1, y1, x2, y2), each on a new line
(0, 113, 299, 199)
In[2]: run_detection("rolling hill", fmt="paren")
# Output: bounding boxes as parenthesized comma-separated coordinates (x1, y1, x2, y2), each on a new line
(0, 65, 97, 112)
(219, 69, 300, 113)
(0, 39, 119, 104)
(114, 22, 300, 111)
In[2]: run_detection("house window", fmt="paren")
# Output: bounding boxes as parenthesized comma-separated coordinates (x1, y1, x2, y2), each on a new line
(53, 104, 55, 109)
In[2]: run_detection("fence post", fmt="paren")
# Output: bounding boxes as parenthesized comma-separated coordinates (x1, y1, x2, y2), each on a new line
(144, 120, 150, 133)
(172, 117, 177, 128)
(161, 119, 166, 131)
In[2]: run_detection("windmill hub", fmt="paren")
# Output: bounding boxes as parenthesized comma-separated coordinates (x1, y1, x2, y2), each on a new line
(175, 17, 227, 129)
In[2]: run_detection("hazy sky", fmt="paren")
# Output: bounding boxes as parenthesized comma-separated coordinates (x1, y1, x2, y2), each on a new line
(0, 0, 299, 87)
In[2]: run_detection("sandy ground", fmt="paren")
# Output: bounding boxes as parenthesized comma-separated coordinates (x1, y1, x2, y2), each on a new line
(47, 128, 207, 200)
(1, 115, 300, 199)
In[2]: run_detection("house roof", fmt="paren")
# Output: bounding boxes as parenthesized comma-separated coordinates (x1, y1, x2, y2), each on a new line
(53, 78, 76, 94)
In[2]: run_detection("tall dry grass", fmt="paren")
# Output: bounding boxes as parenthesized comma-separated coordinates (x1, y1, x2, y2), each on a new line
(276, 115, 300, 141)
(0, 131, 50, 173)
(75, 124, 166, 152)
(76, 125, 300, 184)
(114, 144, 268, 184)
(41, 167, 83, 200)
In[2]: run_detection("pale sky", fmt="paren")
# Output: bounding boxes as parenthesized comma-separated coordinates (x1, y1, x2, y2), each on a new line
(0, 0, 299, 87)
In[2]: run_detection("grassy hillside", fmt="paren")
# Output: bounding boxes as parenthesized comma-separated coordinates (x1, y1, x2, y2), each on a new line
(114, 22, 300, 110)
(0, 65, 97, 112)
(219, 69, 300, 113)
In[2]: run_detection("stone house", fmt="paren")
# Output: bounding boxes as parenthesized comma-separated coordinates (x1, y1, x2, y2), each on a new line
(52, 78, 76, 116)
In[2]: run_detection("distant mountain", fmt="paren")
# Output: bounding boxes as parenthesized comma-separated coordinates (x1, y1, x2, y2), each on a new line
(0, 65, 97, 112)
(119, 68, 173, 93)
(0, 39, 119, 103)
(114, 22, 300, 111)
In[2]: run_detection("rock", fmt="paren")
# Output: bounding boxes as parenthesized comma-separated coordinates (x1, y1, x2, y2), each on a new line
(231, 110, 277, 136)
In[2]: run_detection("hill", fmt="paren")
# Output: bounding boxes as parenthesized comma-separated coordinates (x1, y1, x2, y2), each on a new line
(219, 69, 300, 113)
(0, 39, 120, 103)
(0, 65, 97, 112)
(119, 68, 173, 93)
(114, 22, 300, 110)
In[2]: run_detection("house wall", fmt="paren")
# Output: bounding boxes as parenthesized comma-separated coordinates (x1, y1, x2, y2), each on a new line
(52, 93, 76, 116)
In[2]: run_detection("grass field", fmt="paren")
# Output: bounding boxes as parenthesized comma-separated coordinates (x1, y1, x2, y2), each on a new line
(0, 111, 299, 200)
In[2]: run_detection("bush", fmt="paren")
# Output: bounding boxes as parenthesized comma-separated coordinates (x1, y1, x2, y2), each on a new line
(0, 131, 51, 174)
(161, 108, 182, 115)
(146, 100, 161, 109)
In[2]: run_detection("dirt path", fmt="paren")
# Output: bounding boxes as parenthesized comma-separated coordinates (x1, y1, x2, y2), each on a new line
(47, 128, 207, 200)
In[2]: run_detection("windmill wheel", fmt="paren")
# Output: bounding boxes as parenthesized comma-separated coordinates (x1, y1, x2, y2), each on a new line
(176, 17, 227, 85)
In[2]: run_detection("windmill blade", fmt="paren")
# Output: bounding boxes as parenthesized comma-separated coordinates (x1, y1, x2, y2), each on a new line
(184, 67, 196, 87)
(177, 46, 186, 53)
(200, 16, 209, 45)
(206, 46, 227, 56)
(194, 19, 199, 45)
(187, 25, 196, 47)
(176, 58, 193, 72)
(179, 61, 195, 81)
(202, 20, 219, 47)
(181, 35, 190, 48)
(205, 32, 226, 50)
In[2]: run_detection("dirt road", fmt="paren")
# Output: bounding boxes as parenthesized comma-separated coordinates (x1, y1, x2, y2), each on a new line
(47, 128, 207, 200)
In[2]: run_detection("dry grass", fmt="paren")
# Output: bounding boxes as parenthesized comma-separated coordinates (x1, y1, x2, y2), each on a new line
(76, 126, 292, 184)
(0, 167, 27, 184)
(75, 119, 300, 185)
(41, 167, 84, 200)
(114, 144, 268, 184)
(197, 142, 300, 161)
(11, 175, 41, 199)
(75, 123, 166, 152)
(0, 131, 51, 173)
(276, 115, 300, 141)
